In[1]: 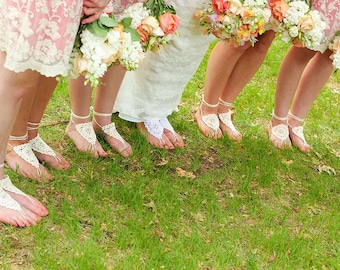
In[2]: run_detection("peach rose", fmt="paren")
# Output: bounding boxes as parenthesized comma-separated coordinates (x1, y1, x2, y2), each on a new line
(298, 15, 314, 32)
(74, 55, 88, 76)
(227, 1, 244, 17)
(158, 13, 180, 35)
(212, 0, 229, 15)
(101, 43, 120, 65)
(269, 0, 289, 22)
(332, 38, 340, 52)
(141, 16, 160, 35)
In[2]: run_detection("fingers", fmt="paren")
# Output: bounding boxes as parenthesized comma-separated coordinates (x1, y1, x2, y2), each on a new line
(81, 8, 102, 24)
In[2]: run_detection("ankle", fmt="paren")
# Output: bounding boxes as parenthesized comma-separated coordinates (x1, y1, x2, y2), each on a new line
(288, 111, 304, 128)
(218, 98, 232, 113)
(271, 111, 287, 126)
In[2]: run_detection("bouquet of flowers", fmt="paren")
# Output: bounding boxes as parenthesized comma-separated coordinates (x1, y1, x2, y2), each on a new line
(328, 32, 340, 69)
(269, 0, 326, 49)
(194, 0, 271, 46)
(116, 0, 180, 53)
(68, 13, 144, 88)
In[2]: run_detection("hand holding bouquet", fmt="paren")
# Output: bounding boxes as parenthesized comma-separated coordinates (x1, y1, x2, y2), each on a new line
(116, 0, 180, 53)
(68, 12, 144, 88)
(194, 0, 271, 47)
(269, 0, 326, 49)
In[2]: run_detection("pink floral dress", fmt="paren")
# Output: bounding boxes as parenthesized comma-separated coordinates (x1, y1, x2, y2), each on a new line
(0, 0, 83, 77)
(313, 0, 340, 52)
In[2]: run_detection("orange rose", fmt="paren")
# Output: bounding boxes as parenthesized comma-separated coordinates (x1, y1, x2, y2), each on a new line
(212, 0, 229, 15)
(136, 25, 149, 42)
(158, 13, 180, 35)
(269, 0, 289, 22)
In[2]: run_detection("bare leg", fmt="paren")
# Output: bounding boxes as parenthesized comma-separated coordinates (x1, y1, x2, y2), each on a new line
(269, 46, 317, 148)
(219, 31, 275, 140)
(288, 50, 334, 152)
(66, 76, 108, 158)
(92, 66, 132, 156)
(195, 40, 250, 139)
(0, 52, 48, 226)
(6, 78, 54, 182)
(28, 76, 70, 169)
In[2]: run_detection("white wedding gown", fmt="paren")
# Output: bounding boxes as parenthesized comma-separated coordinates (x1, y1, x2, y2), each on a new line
(114, 0, 215, 122)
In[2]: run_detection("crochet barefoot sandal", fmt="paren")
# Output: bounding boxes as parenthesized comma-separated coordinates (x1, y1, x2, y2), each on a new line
(269, 112, 291, 148)
(70, 110, 97, 150)
(218, 98, 242, 140)
(28, 122, 60, 162)
(0, 172, 33, 215)
(92, 111, 127, 148)
(288, 111, 308, 145)
(144, 117, 176, 142)
(7, 133, 42, 175)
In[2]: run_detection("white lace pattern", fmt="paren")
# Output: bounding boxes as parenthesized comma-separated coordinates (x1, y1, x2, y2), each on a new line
(0, 0, 83, 76)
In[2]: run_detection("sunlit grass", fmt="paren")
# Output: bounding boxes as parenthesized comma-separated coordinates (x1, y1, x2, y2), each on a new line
(1, 39, 339, 269)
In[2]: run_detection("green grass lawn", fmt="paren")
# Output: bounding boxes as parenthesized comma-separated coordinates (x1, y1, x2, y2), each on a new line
(1, 39, 339, 269)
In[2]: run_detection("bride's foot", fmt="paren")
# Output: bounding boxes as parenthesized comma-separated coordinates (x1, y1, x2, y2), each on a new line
(0, 175, 48, 226)
(268, 112, 291, 149)
(288, 112, 311, 153)
(6, 134, 54, 182)
(93, 111, 132, 157)
(194, 97, 222, 140)
(137, 119, 174, 149)
(218, 98, 242, 142)
(65, 111, 107, 158)
(28, 122, 70, 170)
(159, 118, 185, 148)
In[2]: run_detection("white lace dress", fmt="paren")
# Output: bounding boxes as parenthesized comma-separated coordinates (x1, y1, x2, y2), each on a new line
(313, 0, 340, 52)
(0, 0, 83, 77)
(114, 0, 215, 122)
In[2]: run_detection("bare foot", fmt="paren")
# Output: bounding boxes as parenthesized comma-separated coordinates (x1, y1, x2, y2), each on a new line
(6, 191, 48, 217)
(0, 205, 41, 227)
(34, 149, 71, 170)
(93, 122, 133, 157)
(194, 109, 222, 140)
(6, 143, 54, 182)
(288, 125, 311, 153)
(163, 129, 185, 147)
(137, 122, 174, 149)
(29, 135, 70, 170)
(267, 119, 291, 149)
(66, 121, 107, 158)
(0, 181, 47, 226)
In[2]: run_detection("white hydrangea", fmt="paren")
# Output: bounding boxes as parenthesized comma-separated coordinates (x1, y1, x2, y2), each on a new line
(116, 3, 150, 28)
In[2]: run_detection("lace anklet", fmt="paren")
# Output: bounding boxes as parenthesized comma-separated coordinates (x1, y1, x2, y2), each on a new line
(272, 112, 287, 121)
(200, 96, 220, 131)
(218, 98, 233, 107)
(7, 133, 41, 175)
(288, 111, 304, 122)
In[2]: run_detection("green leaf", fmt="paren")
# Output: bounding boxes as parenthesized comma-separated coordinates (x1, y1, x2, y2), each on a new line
(99, 16, 119, 28)
(88, 21, 108, 37)
(121, 17, 133, 28)
(124, 27, 141, 42)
